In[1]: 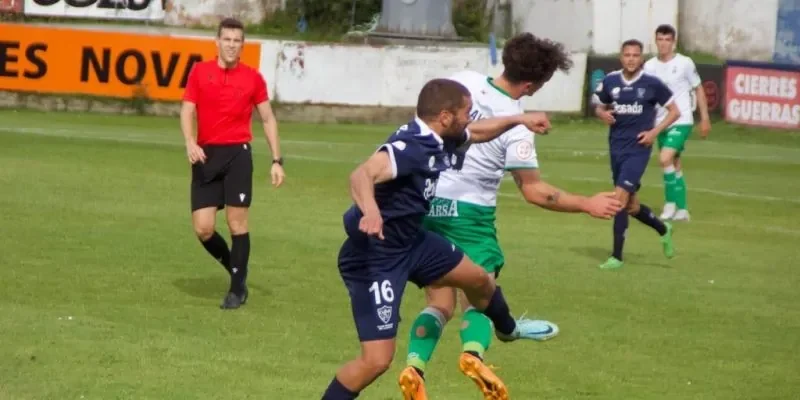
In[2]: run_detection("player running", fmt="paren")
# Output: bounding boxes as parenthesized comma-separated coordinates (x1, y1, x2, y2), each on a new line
(399, 33, 624, 400)
(322, 78, 558, 400)
(643, 24, 712, 221)
(592, 39, 679, 270)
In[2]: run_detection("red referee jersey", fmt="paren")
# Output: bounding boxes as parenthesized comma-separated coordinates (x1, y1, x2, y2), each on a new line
(182, 59, 269, 146)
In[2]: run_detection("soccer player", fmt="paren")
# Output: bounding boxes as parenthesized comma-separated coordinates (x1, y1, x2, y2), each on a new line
(592, 39, 679, 270)
(643, 24, 712, 221)
(180, 18, 285, 309)
(322, 78, 555, 400)
(399, 33, 625, 400)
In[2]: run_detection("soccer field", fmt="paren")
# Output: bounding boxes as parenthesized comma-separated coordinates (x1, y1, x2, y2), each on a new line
(1, 109, 798, 399)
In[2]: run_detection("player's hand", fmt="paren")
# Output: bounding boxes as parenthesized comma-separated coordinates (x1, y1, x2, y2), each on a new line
(270, 163, 285, 187)
(637, 130, 658, 146)
(699, 119, 711, 139)
(519, 112, 551, 135)
(596, 108, 616, 125)
(359, 213, 385, 240)
(584, 193, 624, 219)
(185, 140, 206, 164)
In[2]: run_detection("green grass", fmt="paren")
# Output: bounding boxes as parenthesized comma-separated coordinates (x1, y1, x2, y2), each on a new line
(1, 109, 799, 399)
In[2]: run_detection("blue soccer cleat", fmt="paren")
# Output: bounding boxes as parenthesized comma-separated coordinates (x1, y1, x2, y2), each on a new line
(496, 314, 559, 342)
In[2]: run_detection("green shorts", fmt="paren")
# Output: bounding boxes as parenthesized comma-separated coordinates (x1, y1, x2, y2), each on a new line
(657, 124, 693, 153)
(423, 197, 504, 275)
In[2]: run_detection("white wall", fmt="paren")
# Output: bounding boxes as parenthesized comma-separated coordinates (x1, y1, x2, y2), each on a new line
(679, 0, 779, 61)
(259, 40, 589, 112)
(511, 0, 678, 55)
(163, 0, 282, 26)
(511, 0, 594, 52)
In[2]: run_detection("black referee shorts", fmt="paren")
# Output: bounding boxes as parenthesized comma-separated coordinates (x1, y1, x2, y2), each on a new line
(190, 143, 253, 212)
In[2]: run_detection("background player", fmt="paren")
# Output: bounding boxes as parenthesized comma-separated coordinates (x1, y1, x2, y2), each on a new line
(322, 79, 555, 400)
(592, 39, 679, 270)
(181, 18, 285, 309)
(643, 24, 712, 221)
(400, 33, 624, 400)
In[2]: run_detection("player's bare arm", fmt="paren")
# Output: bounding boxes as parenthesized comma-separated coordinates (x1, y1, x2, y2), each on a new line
(591, 93, 616, 125)
(639, 101, 680, 146)
(349, 150, 394, 239)
(180, 101, 206, 164)
(511, 168, 622, 219)
(695, 85, 712, 137)
(467, 112, 551, 143)
(255, 100, 285, 187)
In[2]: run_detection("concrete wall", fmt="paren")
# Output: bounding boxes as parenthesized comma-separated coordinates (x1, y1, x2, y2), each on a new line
(679, 0, 779, 61)
(164, 0, 283, 26)
(511, 0, 678, 54)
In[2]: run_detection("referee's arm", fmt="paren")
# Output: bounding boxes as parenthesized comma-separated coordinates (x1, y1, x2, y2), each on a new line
(180, 67, 205, 164)
(253, 73, 284, 186)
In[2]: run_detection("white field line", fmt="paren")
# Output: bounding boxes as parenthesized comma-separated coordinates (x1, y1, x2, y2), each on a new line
(3, 126, 799, 164)
(4, 126, 798, 203)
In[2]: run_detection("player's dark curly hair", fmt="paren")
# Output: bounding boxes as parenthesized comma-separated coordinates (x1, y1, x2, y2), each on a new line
(501, 33, 573, 84)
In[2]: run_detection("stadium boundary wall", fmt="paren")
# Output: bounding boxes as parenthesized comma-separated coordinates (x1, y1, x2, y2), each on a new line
(0, 23, 586, 124)
(2, 23, 797, 130)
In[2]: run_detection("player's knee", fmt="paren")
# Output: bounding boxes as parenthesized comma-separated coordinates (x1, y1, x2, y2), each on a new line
(226, 219, 248, 235)
(360, 352, 393, 375)
(430, 304, 455, 322)
(659, 151, 675, 167)
(193, 223, 215, 241)
(626, 196, 641, 214)
(467, 269, 494, 298)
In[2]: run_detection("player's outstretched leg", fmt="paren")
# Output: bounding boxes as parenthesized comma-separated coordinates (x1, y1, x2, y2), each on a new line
(600, 208, 628, 269)
(661, 164, 678, 220)
(323, 339, 396, 400)
(401, 289, 455, 400)
(673, 156, 690, 221)
(431, 258, 557, 399)
(628, 197, 674, 259)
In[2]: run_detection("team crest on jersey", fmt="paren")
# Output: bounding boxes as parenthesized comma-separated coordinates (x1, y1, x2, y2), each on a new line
(429, 156, 436, 170)
(516, 141, 534, 160)
(611, 87, 621, 99)
(637, 88, 646, 98)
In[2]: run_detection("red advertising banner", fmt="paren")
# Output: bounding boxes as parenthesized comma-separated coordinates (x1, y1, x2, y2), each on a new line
(725, 61, 800, 129)
(0, 0, 23, 13)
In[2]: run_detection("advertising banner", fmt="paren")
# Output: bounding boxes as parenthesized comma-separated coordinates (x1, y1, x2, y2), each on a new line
(0, 24, 262, 101)
(724, 60, 800, 129)
(24, 0, 165, 21)
(584, 56, 725, 117)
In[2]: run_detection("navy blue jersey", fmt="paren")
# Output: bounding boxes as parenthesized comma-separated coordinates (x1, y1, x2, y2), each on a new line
(343, 118, 468, 248)
(594, 70, 674, 155)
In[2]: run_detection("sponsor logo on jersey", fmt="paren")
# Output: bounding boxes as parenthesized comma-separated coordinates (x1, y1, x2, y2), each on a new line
(613, 102, 644, 114)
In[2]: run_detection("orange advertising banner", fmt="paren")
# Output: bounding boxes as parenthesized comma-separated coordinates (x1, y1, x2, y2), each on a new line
(0, 24, 262, 101)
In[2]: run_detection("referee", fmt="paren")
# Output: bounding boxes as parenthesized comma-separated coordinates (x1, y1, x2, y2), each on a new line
(180, 18, 285, 310)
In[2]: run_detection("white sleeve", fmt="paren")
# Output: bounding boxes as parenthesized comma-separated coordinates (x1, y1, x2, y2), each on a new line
(685, 58, 702, 88)
(502, 126, 538, 170)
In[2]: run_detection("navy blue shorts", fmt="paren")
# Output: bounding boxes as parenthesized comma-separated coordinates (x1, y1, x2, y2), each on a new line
(337, 231, 464, 341)
(611, 152, 650, 193)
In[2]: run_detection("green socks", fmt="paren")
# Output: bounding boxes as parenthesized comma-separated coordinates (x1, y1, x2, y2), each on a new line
(675, 171, 687, 209)
(460, 307, 493, 358)
(405, 306, 494, 375)
(663, 165, 678, 204)
(406, 307, 446, 373)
